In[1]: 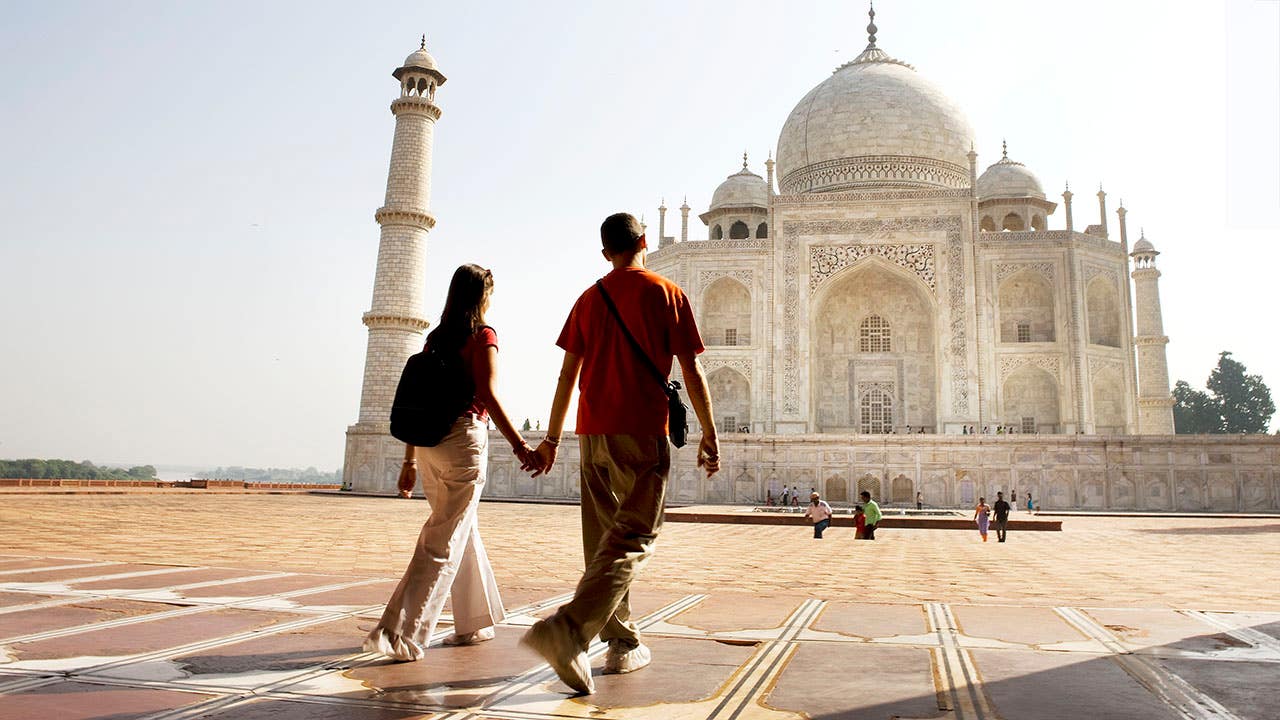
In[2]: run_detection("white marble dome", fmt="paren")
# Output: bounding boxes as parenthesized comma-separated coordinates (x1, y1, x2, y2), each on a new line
(401, 47, 438, 72)
(776, 47, 974, 194)
(1132, 236, 1156, 254)
(710, 165, 769, 210)
(976, 152, 1045, 200)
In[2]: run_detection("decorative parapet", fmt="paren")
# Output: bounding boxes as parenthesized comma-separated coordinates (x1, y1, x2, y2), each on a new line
(390, 96, 442, 119)
(375, 207, 436, 230)
(979, 230, 1124, 254)
(1134, 335, 1170, 346)
(649, 240, 768, 258)
(362, 312, 430, 331)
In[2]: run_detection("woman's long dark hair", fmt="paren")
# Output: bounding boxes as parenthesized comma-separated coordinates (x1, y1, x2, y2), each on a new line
(425, 264, 493, 353)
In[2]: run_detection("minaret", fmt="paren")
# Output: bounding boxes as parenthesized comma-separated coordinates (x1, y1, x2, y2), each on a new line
(1062, 184, 1074, 232)
(1096, 186, 1109, 238)
(679, 197, 690, 243)
(765, 151, 776, 196)
(1116, 202, 1139, 432)
(343, 38, 446, 493)
(1130, 232, 1175, 434)
(658, 198, 670, 248)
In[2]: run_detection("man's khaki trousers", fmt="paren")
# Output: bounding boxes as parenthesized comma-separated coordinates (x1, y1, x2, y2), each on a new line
(556, 433, 669, 651)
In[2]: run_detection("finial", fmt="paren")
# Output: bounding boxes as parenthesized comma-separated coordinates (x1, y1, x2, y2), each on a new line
(866, 2, 877, 48)
(420, 34, 426, 50)
(1140, 227, 1145, 239)
(660, 197, 666, 208)
(743, 151, 749, 169)
(1065, 181, 1071, 192)
(1001, 139, 1008, 159)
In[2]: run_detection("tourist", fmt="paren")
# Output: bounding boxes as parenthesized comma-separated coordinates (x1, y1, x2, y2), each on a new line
(792, 485, 801, 507)
(853, 504, 867, 539)
(521, 213, 719, 695)
(916, 491, 923, 510)
(1026, 492, 1035, 513)
(962, 425, 969, 435)
(1011, 489, 1018, 511)
(993, 491, 1011, 542)
(859, 490, 882, 540)
(780, 485, 790, 507)
(974, 496, 991, 542)
(364, 264, 534, 662)
(805, 491, 833, 538)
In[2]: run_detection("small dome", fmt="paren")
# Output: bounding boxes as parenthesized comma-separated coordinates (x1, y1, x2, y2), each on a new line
(1132, 236, 1156, 254)
(710, 164, 768, 210)
(976, 147, 1045, 200)
(401, 47, 438, 72)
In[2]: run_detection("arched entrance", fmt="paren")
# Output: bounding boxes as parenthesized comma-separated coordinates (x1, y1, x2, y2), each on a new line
(811, 261, 937, 432)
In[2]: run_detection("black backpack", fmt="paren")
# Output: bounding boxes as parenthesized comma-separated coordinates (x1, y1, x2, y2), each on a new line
(389, 327, 486, 447)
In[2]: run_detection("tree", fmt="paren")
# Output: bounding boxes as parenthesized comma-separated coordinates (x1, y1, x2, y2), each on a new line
(1173, 380, 1221, 434)
(1207, 352, 1275, 434)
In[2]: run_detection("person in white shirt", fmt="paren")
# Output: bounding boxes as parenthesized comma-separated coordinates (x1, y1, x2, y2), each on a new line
(804, 492, 834, 539)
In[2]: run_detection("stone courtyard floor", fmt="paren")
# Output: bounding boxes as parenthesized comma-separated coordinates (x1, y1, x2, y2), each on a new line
(0, 492, 1278, 719)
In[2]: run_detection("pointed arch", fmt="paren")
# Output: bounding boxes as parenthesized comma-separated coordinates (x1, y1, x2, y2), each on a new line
(999, 270, 1055, 342)
(1086, 277, 1121, 347)
(702, 277, 751, 346)
(708, 365, 751, 433)
(1002, 365, 1060, 433)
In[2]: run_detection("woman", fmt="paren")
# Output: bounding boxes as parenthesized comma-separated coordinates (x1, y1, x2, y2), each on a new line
(364, 264, 535, 661)
(973, 496, 992, 542)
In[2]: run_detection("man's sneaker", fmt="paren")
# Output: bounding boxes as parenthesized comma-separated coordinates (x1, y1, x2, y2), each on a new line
(520, 619, 594, 694)
(443, 626, 495, 646)
(603, 642, 651, 675)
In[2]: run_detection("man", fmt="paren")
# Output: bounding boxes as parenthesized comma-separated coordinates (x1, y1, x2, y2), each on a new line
(521, 213, 719, 695)
(993, 491, 1011, 542)
(859, 490, 882, 540)
(804, 491, 833, 539)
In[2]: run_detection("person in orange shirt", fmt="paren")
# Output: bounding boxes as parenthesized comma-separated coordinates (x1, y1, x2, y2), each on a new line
(521, 212, 719, 695)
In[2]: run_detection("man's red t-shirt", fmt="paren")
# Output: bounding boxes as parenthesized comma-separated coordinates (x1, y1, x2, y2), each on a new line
(557, 266, 704, 435)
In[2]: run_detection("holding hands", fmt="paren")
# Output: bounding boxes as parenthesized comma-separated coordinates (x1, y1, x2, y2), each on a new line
(522, 438, 558, 477)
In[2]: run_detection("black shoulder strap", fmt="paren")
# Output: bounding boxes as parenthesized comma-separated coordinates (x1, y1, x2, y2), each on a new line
(595, 280, 668, 388)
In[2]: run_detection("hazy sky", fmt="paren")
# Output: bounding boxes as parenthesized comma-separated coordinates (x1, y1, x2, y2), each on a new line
(1, 1, 1277, 470)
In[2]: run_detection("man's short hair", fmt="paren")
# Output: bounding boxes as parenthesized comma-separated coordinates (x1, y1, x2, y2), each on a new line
(600, 213, 644, 255)
(859, 490, 872, 500)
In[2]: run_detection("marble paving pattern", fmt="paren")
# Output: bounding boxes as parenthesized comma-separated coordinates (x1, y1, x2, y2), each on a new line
(1, 554, 1278, 719)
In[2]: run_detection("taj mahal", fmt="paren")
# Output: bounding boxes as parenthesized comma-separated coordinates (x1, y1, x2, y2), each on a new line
(342, 12, 1280, 513)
